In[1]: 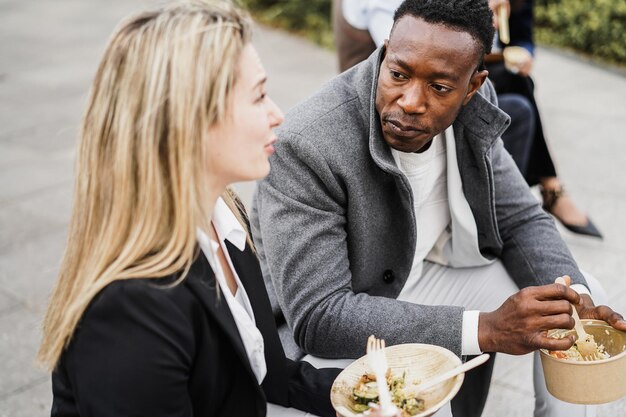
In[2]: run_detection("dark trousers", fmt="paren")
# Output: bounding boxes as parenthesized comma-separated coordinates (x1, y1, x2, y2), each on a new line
(451, 354, 497, 417)
(487, 62, 558, 186)
(499, 93, 536, 177)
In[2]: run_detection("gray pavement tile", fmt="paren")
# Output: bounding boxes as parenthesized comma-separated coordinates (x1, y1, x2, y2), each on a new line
(0, 289, 21, 317)
(0, 182, 72, 255)
(482, 383, 534, 417)
(0, 149, 73, 204)
(567, 245, 626, 314)
(0, 307, 47, 397)
(0, 230, 65, 310)
(0, 108, 84, 153)
(534, 48, 626, 117)
(550, 144, 626, 199)
(0, 377, 50, 417)
(0, 142, 37, 169)
(254, 26, 337, 112)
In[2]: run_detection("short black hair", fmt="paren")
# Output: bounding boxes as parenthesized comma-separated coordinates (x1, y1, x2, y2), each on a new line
(393, 0, 495, 59)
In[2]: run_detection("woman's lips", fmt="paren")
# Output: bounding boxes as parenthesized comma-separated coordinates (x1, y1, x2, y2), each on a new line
(264, 138, 276, 155)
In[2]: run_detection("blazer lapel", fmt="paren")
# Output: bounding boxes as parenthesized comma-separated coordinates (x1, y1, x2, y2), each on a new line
(225, 241, 290, 404)
(184, 252, 260, 386)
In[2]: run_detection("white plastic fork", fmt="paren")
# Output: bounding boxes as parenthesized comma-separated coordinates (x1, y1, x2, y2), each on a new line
(555, 276, 601, 360)
(366, 335, 399, 417)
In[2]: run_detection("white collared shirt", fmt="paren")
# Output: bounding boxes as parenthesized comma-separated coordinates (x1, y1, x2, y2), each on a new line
(196, 198, 267, 384)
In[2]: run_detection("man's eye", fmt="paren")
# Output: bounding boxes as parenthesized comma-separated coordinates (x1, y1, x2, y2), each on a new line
(390, 70, 406, 80)
(431, 84, 451, 93)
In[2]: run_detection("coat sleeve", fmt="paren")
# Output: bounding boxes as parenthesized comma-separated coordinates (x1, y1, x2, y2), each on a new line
(61, 281, 195, 417)
(489, 137, 586, 289)
(269, 359, 342, 417)
(251, 133, 465, 359)
(477, 78, 585, 288)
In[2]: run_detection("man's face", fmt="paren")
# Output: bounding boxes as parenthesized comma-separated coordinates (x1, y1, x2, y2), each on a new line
(375, 16, 488, 153)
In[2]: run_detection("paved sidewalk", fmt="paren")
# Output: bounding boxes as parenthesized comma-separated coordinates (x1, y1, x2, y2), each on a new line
(1, 1, 625, 416)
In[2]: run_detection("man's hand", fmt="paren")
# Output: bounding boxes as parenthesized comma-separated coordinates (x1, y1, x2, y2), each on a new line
(478, 283, 580, 354)
(513, 54, 533, 77)
(576, 293, 626, 332)
(488, 0, 510, 29)
(558, 275, 626, 333)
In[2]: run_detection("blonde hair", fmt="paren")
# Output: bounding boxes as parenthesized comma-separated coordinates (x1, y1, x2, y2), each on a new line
(38, 0, 252, 370)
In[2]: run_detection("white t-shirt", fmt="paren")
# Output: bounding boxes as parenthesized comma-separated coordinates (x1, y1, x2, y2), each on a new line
(391, 132, 450, 282)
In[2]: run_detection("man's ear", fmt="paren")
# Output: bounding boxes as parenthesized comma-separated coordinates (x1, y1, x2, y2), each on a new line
(463, 69, 489, 106)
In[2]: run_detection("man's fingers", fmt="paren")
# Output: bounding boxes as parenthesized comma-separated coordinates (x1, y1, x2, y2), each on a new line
(589, 305, 626, 331)
(539, 313, 575, 331)
(534, 333, 575, 352)
(533, 283, 580, 303)
(536, 300, 573, 316)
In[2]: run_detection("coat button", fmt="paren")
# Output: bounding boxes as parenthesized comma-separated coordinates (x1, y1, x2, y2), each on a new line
(382, 269, 394, 283)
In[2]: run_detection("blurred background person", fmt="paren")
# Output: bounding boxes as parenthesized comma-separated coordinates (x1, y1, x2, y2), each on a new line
(486, 0, 601, 238)
(333, 0, 601, 238)
(37, 1, 339, 416)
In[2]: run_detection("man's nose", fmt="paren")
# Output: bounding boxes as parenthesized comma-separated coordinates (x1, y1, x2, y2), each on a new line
(397, 83, 427, 114)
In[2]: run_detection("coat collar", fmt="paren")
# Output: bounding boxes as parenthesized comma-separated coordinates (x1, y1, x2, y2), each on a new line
(353, 46, 510, 171)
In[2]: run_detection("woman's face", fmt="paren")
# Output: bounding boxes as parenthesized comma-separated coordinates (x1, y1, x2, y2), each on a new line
(206, 43, 284, 186)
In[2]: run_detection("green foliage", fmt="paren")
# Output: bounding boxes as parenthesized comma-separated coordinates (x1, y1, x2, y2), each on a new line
(535, 0, 626, 65)
(241, 0, 626, 66)
(240, 0, 334, 48)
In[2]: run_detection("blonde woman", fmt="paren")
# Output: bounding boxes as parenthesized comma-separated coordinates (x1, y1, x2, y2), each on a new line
(37, 1, 340, 416)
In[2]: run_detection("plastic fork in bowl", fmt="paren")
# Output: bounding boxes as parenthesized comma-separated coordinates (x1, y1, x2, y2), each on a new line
(555, 276, 601, 361)
(366, 335, 399, 417)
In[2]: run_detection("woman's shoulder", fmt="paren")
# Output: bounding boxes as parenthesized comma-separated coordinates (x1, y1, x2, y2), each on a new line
(80, 275, 202, 335)
(94, 275, 190, 306)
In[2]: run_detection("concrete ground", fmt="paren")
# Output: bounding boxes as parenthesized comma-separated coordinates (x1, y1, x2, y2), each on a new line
(1, 0, 625, 416)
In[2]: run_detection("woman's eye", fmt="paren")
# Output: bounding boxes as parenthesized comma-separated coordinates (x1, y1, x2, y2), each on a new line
(256, 92, 267, 103)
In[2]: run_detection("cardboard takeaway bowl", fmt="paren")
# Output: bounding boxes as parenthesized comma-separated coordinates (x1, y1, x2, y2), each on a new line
(331, 343, 464, 417)
(540, 319, 626, 404)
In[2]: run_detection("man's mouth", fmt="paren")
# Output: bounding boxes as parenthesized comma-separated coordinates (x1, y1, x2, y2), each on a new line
(385, 119, 427, 137)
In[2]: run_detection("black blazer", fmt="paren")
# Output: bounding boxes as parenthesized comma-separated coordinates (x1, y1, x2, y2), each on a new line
(51, 241, 340, 417)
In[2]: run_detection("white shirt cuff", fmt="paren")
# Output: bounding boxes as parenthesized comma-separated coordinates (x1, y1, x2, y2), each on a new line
(461, 310, 482, 356)
(571, 283, 591, 297)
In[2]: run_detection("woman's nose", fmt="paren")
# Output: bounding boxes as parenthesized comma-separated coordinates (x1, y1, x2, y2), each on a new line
(267, 96, 284, 128)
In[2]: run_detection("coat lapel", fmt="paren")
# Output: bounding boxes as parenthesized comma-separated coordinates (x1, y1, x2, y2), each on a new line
(184, 251, 260, 386)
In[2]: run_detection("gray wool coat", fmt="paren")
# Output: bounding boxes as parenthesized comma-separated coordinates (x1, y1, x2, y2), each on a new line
(250, 47, 585, 359)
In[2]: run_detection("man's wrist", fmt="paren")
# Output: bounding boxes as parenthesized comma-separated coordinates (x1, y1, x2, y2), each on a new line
(477, 312, 495, 353)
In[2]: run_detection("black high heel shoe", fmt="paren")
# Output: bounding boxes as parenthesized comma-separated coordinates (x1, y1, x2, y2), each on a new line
(541, 187, 603, 239)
